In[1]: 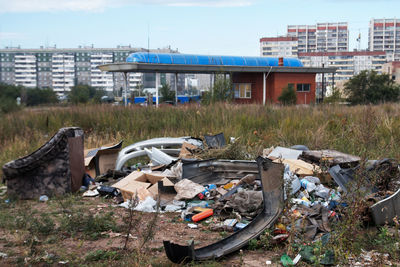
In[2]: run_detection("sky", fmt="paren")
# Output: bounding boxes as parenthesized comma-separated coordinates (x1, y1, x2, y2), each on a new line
(0, 0, 399, 56)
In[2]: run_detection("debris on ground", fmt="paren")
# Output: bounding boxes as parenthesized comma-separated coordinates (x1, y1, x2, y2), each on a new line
(2, 129, 400, 265)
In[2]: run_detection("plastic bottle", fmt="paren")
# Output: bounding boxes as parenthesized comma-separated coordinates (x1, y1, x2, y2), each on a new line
(192, 209, 213, 222)
(300, 179, 317, 192)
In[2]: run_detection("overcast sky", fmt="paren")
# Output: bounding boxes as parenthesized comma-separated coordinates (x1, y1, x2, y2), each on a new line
(0, 0, 399, 56)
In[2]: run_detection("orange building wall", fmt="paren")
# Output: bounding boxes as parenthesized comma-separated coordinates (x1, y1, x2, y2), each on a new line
(232, 72, 316, 104)
(269, 72, 316, 104)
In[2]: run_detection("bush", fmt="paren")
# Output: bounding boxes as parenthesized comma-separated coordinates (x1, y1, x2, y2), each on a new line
(159, 83, 175, 103)
(344, 70, 400, 104)
(278, 85, 297, 105)
(0, 83, 22, 113)
(68, 85, 104, 104)
(26, 87, 58, 106)
(324, 87, 343, 103)
(202, 75, 233, 104)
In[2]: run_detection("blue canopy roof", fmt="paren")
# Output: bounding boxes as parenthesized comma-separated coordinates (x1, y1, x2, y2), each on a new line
(126, 52, 303, 67)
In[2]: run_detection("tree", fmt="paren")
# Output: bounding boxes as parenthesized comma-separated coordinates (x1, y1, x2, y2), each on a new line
(344, 70, 400, 105)
(68, 85, 104, 104)
(324, 86, 343, 104)
(26, 87, 58, 106)
(278, 85, 297, 105)
(202, 74, 233, 104)
(159, 83, 175, 103)
(0, 83, 22, 113)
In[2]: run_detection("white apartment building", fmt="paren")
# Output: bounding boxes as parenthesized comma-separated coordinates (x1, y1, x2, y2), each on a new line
(90, 53, 115, 92)
(0, 46, 178, 95)
(259, 37, 298, 57)
(14, 54, 37, 88)
(128, 73, 143, 90)
(369, 18, 400, 61)
(52, 53, 75, 93)
(288, 22, 348, 53)
(298, 51, 387, 92)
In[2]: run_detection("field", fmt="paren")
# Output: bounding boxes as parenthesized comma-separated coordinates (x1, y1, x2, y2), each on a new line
(0, 103, 400, 266)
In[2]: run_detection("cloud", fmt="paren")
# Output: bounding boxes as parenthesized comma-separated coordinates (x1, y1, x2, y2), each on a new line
(0, 0, 254, 13)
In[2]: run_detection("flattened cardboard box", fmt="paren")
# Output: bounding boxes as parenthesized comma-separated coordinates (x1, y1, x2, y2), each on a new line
(84, 141, 122, 177)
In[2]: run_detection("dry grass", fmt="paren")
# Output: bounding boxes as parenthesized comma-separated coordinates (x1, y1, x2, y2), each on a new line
(1, 103, 400, 174)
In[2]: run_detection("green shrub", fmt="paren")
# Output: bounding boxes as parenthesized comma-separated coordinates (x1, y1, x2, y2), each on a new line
(159, 83, 175, 103)
(278, 85, 297, 105)
(26, 88, 58, 106)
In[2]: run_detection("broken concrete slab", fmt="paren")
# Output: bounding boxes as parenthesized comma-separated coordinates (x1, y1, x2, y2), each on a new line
(3, 127, 85, 199)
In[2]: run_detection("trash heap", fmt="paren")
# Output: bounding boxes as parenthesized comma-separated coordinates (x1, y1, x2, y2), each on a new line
(78, 134, 400, 264)
(3, 129, 399, 265)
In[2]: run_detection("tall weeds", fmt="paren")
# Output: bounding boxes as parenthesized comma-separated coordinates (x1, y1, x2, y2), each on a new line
(1, 103, 400, 177)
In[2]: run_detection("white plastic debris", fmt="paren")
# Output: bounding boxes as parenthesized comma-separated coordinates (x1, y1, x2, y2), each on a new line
(0, 252, 8, 258)
(265, 260, 272, 265)
(82, 189, 99, 197)
(187, 223, 198, 229)
(134, 196, 157, 212)
(164, 200, 186, 212)
(314, 184, 331, 200)
(293, 254, 301, 264)
(224, 219, 238, 227)
(302, 176, 321, 184)
(164, 204, 183, 212)
(145, 147, 177, 166)
(283, 164, 301, 198)
(161, 162, 183, 178)
(267, 146, 303, 160)
(39, 195, 49, 202)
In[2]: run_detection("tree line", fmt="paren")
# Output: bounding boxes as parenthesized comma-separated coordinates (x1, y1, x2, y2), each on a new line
(0, 84, 106, 114)
(1, 70, 399, 113)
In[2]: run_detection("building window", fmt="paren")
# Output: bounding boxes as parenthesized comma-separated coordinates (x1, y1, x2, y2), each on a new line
(234, 83, 251, 99)
(297, 84, 311, 92)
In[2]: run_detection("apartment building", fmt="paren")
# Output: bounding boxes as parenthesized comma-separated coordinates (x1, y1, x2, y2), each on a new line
(369, 18, 400, 61)
(14, 54, 37, 88)
(51, 53, 75, 93)
(259, 37, 298, 57)
(287, 22, 348, 53)
(382, 61, 400, 84)
(298, 51, 387, 93)
(0, 46, 177, 94)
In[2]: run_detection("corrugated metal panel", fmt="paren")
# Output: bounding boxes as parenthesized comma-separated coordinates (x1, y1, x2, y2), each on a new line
(126, 52, 303, 67)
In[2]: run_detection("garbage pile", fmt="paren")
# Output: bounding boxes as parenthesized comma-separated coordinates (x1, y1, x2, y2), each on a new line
(78, 134, 400, 264)
(2, 129, 400, 265)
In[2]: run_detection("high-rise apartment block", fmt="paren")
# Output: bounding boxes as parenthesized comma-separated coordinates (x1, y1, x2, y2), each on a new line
(259, 37, 298, 57)
(0, 46, 177, 94)
(369, 18, 400, 61)
(287, 22, 348, 53)
(298, 51, 387, 91)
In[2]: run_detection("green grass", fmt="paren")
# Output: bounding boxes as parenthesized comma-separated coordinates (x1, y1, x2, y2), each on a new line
(1, 103, 400, 176)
